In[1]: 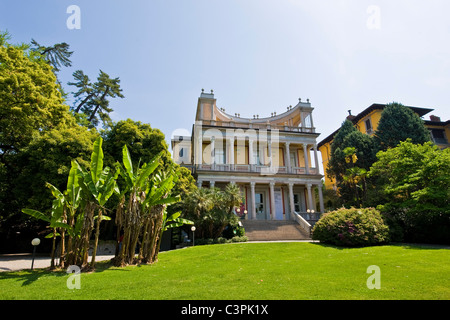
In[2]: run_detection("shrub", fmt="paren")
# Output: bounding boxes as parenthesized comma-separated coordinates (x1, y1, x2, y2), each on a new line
(231, 235, 248, 243)
(312, 207, 390, 247)
(194, 236, 248, 246)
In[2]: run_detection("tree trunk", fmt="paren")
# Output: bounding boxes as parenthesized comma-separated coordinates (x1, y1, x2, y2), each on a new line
(59, 207, 67, 268)
(114, 197, 125, 257)
(59, 228, 65, 269)
(88, 88, 109, 122)
(149, 205, 165, 264)
(50, 228, 56, 270)
(74, 93, 95, 113)
(91, 208, 102, 269)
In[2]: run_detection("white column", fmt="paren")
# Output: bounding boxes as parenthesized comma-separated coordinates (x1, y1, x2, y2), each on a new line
(250, 182, 256, 220)
(268, 140, 272, 169)
(210, 136, 215, 170)
(269, 182, 275, 220)
(249, 139, 254, 171)
(306, 183, 314, 213)
(197, 132, 203, 169)
(303, 144, 310, 175)
(197, 179, 203, 188)
(285, 142, 291, 173)
(300, 111, 306, 132)
(210, 181, 215, 189)
(313, 143, 319, 174)
(288, 183, 295, 220)
(318, 182, 325, 213)
(229, 137, 234, 170)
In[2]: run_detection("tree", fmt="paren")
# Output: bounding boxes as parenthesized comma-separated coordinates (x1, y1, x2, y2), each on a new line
(75, 137, 118, 269)
(30, 39, 73, 73)
(182, 185, 243, 239)
(326, 120, 376, 206)
(369, 140, 450, 243)
(0, 36, 71, 158)
(0, 33, 94, 249)
(10, 124, 97, 216)
(113, 145, 191, 266)
(69, 70, 95, 113)
(22, 186, 67, 269)
(69, 70, 124, 128)
(374, 102, 431, 151)
(102, 119, 171, 169)
(342, 147, 368, 207)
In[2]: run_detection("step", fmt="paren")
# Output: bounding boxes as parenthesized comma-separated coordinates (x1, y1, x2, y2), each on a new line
(241, 220, 311, 241)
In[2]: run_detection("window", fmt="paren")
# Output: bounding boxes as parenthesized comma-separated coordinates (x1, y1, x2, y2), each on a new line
(179, 148, 184, 158)
(431, 129, 447, 144)
(215, 147, 225, 164)
(365, 119, 373, 134)
(290, 151, 297, 168)
(304, 113, 312, 127)
(253, 148, 263, 165)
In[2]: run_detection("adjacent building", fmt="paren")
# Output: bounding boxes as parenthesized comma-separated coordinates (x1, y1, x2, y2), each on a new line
(318, 103, 450, 189)
(172, 90, 325, 225)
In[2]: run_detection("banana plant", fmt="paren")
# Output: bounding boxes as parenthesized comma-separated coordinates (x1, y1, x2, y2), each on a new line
(139, 163, 193, 263)
(22, 183, 69, 269)
(76, 136, 119, 268)
(114, 144, 162, 266)
(156, 209, 193, 257)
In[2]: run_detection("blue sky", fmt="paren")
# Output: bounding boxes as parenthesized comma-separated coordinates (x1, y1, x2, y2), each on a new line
(1, 0, 450, 152)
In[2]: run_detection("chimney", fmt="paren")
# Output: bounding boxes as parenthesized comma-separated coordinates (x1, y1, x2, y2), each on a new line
(346, 110, 355, 121)
(429, 115, 441, 122)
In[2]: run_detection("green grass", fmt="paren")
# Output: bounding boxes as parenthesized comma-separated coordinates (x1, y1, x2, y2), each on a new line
(0, 242, 449, 300)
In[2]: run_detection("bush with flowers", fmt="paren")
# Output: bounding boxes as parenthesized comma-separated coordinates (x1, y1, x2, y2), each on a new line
(312, 207, 390, 247)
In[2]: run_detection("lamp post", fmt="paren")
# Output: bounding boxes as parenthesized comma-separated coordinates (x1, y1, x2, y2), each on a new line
(191, 226, 196, 247)
(31, 238, 40, 271)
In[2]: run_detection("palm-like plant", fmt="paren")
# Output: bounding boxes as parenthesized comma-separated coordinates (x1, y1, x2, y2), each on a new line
(75, 137, 119, 268)
(22, 188, 67, 270)
(21, 136, 189, 271)
(114, 145, 162, 266)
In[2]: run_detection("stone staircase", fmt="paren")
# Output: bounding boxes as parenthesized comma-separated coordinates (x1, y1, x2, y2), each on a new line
(241, 220, 311, 241)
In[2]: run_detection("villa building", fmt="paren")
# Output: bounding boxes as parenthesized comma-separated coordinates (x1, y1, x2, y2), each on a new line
(172, 90, 325, 226)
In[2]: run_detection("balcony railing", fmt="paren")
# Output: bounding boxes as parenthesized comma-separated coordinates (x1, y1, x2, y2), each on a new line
(196, 164, 319, 175)
(200, 120, 316, 133)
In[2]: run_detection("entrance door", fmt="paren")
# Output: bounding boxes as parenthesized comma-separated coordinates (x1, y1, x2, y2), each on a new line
(255, 192, 266, 220)
(293, 194, 301, 213)
(274, 188, 284, 220)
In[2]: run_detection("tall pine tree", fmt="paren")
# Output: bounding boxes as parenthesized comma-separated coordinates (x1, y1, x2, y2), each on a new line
(327, 119, 376, 206)
(374, 102, 431, 151)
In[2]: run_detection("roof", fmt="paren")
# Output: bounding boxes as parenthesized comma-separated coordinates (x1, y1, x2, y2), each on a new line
(317, 103, 434, 148)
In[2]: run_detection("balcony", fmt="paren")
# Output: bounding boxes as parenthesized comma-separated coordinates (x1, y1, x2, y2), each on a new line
(196, 164, 319, 175)
(200, 119, 316, 134)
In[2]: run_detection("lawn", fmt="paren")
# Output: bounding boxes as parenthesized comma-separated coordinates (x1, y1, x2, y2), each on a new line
(0, 242, 449, 300)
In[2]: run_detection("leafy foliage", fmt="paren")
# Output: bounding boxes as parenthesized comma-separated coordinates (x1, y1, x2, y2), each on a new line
(182, 184, 243, 239)
(30, 39, 73, 73)
(326, 120, 376, 206)
(0, 38, 71, 155)
(368, 140, 450, 243)
(374, 102, 431, 151)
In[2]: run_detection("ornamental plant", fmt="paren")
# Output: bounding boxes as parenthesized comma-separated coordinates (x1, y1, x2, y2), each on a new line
(312, 207, 389, 247)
